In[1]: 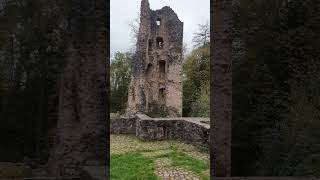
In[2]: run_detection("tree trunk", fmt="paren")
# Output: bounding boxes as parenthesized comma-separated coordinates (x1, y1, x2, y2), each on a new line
(48, 0, 109, 176)
(211, 0, 232, 177)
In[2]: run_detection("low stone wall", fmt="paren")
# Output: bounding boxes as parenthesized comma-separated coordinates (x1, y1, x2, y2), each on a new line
(110, 117, 136, 134)
(111, 114, 210, 146)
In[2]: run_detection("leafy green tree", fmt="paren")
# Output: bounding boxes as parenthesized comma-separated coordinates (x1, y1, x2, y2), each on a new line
(183, 46, 210, 117)
(190, 83, 209, 117)
(110, 52, 131, 113)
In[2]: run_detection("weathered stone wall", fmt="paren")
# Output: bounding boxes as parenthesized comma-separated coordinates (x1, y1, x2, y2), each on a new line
(111, 114, 209, 146)
(110, 117, 136, 134)
(48, 0, 108, 176)
(136, 115, 209, 146)
(127, 0, 183, 117)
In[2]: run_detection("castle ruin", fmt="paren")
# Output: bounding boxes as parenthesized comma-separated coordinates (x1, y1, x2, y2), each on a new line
(127, 0, 184, 117)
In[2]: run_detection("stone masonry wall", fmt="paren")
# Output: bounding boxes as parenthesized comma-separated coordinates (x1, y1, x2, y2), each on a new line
(111, 114, 210, 147)
(48, 0, 108, 176)
(110, 117, 136, 134)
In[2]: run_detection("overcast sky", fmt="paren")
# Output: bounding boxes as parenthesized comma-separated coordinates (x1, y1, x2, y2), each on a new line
(110, 0, 210, 57)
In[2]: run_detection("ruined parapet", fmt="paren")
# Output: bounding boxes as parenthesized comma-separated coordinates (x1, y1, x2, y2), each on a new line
(136, 115, 210, 146)
(127, 0, 184, 117)
(110, 114, 209, 146)
(110, 116, 137, 134)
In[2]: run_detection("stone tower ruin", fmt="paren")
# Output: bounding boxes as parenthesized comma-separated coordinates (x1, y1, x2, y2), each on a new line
(127, 0, 183, 117)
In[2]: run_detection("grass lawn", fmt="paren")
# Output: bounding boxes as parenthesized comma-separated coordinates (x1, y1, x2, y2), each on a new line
(111, 152, 159, 180)
(111, 135, 209, 180)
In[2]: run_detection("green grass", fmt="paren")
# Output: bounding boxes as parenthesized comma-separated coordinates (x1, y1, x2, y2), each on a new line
(197, 146, 209, 154)
(111, 148, 209, 180)
(167, 149, 209, 180)
(110, 152, 159, 180)
(111, 135, 209, 179)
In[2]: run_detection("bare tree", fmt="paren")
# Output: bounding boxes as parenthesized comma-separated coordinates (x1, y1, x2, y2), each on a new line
(128, 12, 140, 48)
(192, 22, 210, 48)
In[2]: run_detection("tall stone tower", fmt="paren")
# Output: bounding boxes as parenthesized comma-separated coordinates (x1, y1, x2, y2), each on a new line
(127, 0, 183, 117)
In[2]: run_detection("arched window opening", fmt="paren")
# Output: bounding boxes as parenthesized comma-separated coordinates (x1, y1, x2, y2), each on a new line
(156, 18, 161, 26)
(159, 87, 166, 104)
(156, 37, 164, 48)
(159, 60, 165, 79)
